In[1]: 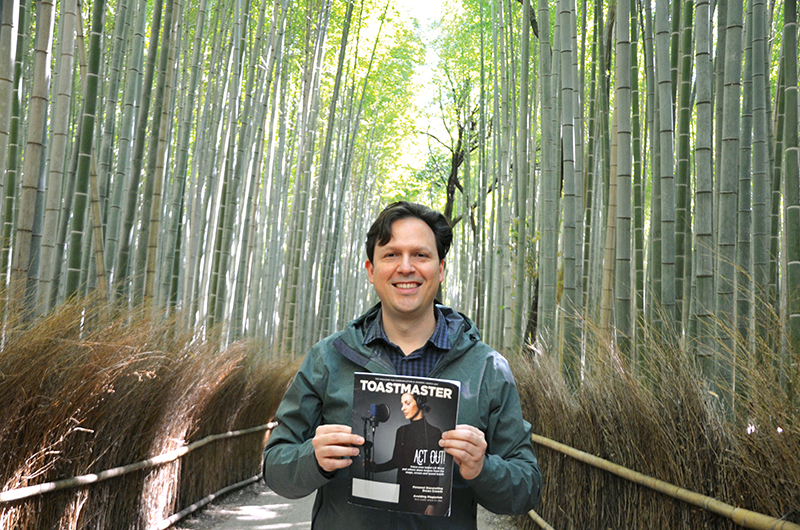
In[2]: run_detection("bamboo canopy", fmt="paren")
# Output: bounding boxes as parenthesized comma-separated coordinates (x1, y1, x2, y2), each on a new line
(0, 0, 798, 512)
(0, 0, 798, 379)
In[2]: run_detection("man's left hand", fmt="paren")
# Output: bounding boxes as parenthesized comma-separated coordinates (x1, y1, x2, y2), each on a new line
(440, 424, 486, 480)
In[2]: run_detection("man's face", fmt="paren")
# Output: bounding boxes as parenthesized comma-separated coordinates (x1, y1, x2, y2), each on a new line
(365, 217, 445, 324)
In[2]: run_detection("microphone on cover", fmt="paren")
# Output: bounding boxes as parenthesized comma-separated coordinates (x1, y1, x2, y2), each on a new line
(369, 403, 391, 423)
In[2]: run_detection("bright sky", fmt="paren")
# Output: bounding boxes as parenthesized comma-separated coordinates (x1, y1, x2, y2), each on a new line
(393, 0, 446, 172)
(396, 0, 445, 23)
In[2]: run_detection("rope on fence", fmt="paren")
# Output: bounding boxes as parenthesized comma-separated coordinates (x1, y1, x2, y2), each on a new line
(0, 421, 277, 504)
(531, 433, 800, 530)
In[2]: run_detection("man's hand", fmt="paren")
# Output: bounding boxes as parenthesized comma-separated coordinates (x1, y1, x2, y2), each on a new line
(440, 424, 487, 480)
(312, 424, 364, 473)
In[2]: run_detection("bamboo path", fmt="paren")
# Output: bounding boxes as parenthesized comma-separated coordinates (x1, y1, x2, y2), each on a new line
(172, 482, 515, 530)
(3, 427, 796, 529)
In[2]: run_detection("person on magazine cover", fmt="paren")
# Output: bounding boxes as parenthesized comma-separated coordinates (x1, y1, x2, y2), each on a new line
(369, 392, 446, 515)
(263, 201, 542, 529)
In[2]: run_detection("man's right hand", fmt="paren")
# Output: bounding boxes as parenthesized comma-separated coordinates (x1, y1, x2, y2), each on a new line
(312, 424, 364, 473)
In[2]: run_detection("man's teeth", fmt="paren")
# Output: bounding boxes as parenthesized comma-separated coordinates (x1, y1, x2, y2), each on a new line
(395, 283, 418, 289)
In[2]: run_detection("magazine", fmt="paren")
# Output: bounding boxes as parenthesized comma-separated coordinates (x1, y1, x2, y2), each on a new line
(349, 372, 461, 516)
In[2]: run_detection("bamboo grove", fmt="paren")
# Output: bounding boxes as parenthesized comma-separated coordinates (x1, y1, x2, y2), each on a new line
(0, 0, 798, 413)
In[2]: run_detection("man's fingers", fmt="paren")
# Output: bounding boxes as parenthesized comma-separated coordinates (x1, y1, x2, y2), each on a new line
(440, 425, 486, 450)
(315, 442, 359, 457)
(312, 424, 365, 473)
(439, 425, 487, 480)
(317, 453, 356, 471)
(440, 440, 482, 462)
(316, 424, 354, 435)
(314, 432, 364, 448)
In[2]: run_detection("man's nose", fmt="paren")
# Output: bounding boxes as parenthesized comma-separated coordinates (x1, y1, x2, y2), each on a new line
(397, 255, 414, 273)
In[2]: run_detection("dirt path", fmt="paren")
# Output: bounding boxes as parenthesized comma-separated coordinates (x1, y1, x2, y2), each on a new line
(172, 481, 522, 529)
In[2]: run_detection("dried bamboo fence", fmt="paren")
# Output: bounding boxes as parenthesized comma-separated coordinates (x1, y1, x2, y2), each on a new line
(0, 296, 298, 530)
(2, 298, 796, 530)
(527, 433, 800, 530)
(6, 423, 795, 530)
(0, 423, 277, 529)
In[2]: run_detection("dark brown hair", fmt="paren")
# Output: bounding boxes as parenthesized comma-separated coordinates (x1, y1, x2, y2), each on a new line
(365, 201, 452, 263)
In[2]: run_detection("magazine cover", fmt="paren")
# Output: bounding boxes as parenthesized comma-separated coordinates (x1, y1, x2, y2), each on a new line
(349, 372, 461, 516)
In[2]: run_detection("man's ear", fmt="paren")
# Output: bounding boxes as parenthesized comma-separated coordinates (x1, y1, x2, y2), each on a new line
(439, 260, 445, 282)
(365, 259, 375, 284)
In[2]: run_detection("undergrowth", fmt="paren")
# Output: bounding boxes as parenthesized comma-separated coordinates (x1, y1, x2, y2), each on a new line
(513, 320, 800, 529)
(3, 294, 798, 530)
(0, 296, 296, 530)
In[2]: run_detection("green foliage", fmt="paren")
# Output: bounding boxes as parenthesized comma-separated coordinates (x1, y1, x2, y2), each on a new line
(351, 12, 425, 188)
(363, 23, 423, 128)
(433, 0, 487, 128)
(437, 0, 490, 73)
(380, 151, 449, 206)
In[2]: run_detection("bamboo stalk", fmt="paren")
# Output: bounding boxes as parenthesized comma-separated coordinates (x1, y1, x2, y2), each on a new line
(532, 433, 800, 530)
(0, 423, 276, 503)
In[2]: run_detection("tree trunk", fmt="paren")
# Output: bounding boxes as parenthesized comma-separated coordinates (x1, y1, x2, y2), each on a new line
(783, 0, 800, 351)
(615, 0, 633, 356)
(716, 0, 744, 413)
(66, 0, 106, 299)
(12, 0, 55, 311)
(693, 0, 716, 379)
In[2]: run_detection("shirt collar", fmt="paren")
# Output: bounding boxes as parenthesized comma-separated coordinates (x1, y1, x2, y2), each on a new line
(363, 306, 451, 351)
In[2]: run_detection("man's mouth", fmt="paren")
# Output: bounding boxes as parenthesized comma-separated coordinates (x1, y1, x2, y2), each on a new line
(394, 282, 420, 289)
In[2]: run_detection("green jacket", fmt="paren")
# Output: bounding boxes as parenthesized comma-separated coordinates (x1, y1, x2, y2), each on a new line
(263, 304, 541, 529)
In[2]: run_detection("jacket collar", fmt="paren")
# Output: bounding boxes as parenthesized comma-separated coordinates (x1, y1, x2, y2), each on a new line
(362, 305, 450, 351)
(332, 302, 482, 370)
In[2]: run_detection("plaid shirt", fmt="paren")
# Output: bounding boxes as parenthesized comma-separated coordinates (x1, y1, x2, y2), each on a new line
(362, 307, 450, 378)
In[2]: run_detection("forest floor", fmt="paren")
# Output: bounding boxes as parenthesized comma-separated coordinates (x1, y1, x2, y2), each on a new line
(172, 480, 522, 530)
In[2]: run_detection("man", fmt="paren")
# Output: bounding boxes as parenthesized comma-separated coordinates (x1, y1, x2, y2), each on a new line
(263, 201, 541, 529)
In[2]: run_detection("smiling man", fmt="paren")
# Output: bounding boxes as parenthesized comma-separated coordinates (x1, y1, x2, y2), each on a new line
(263, 201, 541, 529)
(366, 216, 443, 342)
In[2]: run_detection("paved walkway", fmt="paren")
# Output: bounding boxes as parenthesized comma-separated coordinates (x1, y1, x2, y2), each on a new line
(173, 481, 520, 530)
(174, 482, 313, 530)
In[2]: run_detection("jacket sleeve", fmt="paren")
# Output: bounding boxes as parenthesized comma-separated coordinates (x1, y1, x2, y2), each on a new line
(262, 349, 333, 499)
(465, 354, 542, 515)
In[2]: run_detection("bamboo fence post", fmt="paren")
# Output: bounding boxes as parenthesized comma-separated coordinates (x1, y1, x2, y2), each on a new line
(0, 423, 276, 503)
(532, 433, 800, 530)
